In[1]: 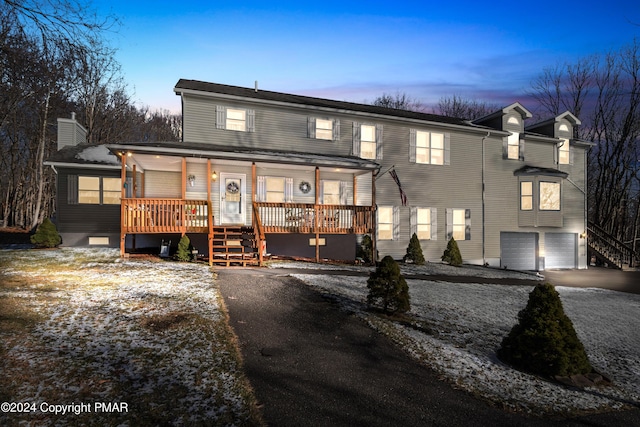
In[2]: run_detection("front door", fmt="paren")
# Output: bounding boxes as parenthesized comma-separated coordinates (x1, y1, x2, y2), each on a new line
(219, 173, 246, 224)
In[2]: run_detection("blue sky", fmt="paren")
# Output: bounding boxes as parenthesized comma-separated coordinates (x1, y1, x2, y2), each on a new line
(95, 1, 640, 114)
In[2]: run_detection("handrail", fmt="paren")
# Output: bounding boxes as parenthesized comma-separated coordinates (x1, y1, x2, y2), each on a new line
(587, 220, 639, 268)
(122, 198, 210, 234)
(252, 203, 266, 265)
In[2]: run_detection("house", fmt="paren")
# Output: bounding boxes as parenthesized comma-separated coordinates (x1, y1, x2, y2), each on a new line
(45, 80, 593, 269)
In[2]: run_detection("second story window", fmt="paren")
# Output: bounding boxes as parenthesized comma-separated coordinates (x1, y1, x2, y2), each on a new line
(520, 181, 533, 210)
(507, 132, 520, 160)
(353, 123, 382, 160)
(216, 106, 255, 132)
(558, 139, 571, 165)
(539, 182, 560, 211)
(308, 118, 340, 141)
(411, 130, 449, 165)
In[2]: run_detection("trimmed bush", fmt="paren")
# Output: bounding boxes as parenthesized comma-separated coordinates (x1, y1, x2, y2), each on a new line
(357, 234, 376, 264)
(441, 237, 462, 266)
(30, 218, 61, 248)
(367, 255, 410, 314)
(403, 233, 425, 265)
(497, 283, 592, 377)
(174, 235, 193, 262)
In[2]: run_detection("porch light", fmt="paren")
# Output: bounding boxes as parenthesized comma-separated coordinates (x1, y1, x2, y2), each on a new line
(188, 174, 196, 187)
(211, 171, 218, 181)
(580, 231, 587, 239)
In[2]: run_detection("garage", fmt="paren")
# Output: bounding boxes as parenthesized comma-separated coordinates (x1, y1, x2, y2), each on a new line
(544, 233, 577, 269)
(500, 232, 539, 271)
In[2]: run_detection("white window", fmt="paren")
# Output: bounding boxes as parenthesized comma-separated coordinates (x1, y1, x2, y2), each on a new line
(412, 207, 436, 240)
(539, 182, 560, 211)
(411, 130, 449, 165)
(265, 177, 285, 202)
(360, 124, 377, 159)
(77, 176, 120, 205)
(520, 181, 533, 211)
(558, 139, 570, 165)
(315, 119, 333, 140)
(226, 108, 246, 131)
(78, 176, 100, 204)
(507, 132, 520, 160)
(446, 208, 470, 241)
(378, 206, 393, 240)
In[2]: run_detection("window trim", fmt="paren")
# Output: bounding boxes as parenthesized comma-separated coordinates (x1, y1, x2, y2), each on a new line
(411, 207, 437, 240)
(446, 208, 470, 241)
(539, 181, 561, 211)
(69, 175, 121, 205)
(410, 130, 450, 165)
(216, 105, 255, 132)
(353, 122, 383, 160)
(520, 181, 533, 211)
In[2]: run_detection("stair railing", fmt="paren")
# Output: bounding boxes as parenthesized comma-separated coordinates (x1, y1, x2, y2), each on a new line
(587, 221, 639, 269)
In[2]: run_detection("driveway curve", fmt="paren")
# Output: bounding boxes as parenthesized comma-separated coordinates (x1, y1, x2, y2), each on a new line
(217, 268, 640, 426)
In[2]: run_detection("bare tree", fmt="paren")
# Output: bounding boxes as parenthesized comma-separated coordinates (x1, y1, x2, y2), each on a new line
(434, 95, 499, 120)
(371, 91, 423, 112)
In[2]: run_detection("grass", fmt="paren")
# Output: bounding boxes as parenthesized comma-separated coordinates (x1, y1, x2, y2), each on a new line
(0, 248, 263, 426)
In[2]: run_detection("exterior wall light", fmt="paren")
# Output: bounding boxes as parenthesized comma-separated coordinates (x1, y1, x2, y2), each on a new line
(211, 171, 218, 182)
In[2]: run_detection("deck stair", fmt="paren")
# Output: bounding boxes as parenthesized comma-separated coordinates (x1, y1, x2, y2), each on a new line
(210, 226, 259, 266)
(587, 221, 639, 270)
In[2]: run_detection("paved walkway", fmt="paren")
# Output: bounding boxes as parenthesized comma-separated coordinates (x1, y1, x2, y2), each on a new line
(543, 266, 640, 295)
(217, 268, 640, 426)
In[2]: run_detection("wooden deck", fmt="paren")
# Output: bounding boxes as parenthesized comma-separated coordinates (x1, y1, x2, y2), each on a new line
(122, 198, 211, 234)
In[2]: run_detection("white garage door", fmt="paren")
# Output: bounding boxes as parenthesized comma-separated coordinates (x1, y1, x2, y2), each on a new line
(545, 233, 577, 269)
(501, 232, 539, 271)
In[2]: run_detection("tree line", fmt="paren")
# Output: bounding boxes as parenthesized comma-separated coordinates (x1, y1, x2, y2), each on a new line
(1, 1, 180, 229)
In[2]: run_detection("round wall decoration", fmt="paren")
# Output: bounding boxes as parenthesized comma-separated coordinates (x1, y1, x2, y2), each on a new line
(226, 181, 240, 194)
(299, 181, 311, 194)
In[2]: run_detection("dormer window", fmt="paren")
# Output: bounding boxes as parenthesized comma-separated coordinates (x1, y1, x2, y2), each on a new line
(507, 116, 520, 125)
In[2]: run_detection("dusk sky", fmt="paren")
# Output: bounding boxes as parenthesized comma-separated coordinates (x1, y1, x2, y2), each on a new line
(95, 1, 639, 115)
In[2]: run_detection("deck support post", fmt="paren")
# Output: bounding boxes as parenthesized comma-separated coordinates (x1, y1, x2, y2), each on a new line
(315, 167, 320, 262)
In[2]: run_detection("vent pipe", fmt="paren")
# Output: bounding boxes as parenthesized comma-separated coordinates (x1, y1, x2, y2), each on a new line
(255, 80, 258, 92)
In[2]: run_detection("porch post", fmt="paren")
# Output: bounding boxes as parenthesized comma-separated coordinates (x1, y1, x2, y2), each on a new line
(371, 170, 377, 263)
(207, 159, 213, 266)
(181, 158, 187, 236)
(120, 151, 127, 258)
(315, 167, 320, 262)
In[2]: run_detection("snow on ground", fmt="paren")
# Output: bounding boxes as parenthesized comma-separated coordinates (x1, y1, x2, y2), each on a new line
(0, 248, 254, 425)
(278, 261, 640, 416)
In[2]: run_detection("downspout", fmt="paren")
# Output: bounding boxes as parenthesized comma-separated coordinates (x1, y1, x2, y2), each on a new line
(482, 132, 489, 266)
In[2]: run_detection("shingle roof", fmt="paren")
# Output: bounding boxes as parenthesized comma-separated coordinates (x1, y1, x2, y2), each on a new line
(175, 79, 471, 127)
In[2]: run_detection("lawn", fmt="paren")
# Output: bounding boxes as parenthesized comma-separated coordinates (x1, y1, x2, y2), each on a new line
(0, 248, 262, 426)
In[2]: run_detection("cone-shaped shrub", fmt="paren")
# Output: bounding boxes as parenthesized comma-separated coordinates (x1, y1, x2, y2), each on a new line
(497, 283, 592, 377)
(357, 234, 375, 264)
(30, 218, 61, 248)
(367, 255, 410, 314)
(403, 233, 425, 265)
(174, 235, 192, 261)
(441, 237, 462, 266)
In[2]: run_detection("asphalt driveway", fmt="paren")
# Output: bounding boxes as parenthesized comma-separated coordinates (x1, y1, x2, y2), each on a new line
(543, 266, 640, 294)
(217, 268, 640, 426)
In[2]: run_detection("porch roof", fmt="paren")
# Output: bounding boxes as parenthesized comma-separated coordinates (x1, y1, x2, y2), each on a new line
(106, 141, 380, 171)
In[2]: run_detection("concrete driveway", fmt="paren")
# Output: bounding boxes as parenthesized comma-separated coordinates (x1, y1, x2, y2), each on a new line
(543, 266, 640, 295)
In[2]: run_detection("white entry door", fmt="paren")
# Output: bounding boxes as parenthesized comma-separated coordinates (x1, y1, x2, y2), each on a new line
(219, 173, 246, 224)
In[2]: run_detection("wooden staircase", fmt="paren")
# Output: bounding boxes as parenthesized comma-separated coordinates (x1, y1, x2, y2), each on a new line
(210, 226, 260, 267)
(587, 221, 639, 270)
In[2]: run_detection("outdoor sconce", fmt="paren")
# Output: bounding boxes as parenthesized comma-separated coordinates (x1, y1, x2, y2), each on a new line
(187, 174, 196, 187)
(580, 231, 587, 239)
(211, 171, 218, 182)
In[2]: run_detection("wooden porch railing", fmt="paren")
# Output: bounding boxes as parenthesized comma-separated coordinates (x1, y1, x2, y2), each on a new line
(122, 198, 211, 234)
(253, 202, 374, 234)
(588, 220, 639, 269)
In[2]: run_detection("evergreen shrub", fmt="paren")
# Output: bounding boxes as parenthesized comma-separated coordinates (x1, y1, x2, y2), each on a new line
(403, 233, 425, 265)
(174, 235, 193, 262)
(441, 237, 462, 266)
(357, 234, 376, 264)
(366, 255, 410, 314)
(30, 218, 61, 248)
(497, 283, 592, 377)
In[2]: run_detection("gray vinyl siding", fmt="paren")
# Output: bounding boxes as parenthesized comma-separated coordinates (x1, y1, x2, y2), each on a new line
(145, 171, 181, 198)
(56, 167, 121, 235)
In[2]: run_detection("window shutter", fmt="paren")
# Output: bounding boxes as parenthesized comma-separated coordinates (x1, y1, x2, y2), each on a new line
(285, 178, 294, 202)
(410, 207, 417, 236)
(518, 139, 525, 161)
(444, 133, 451, 165)
(409, 129, 417, 163)
(446, 208, 453, 240)
(256, 176, 266, 202)
(376, 124, 384, 160)
(246, 109, 255, 132)
(67, 175, 78, 205)
(307, 117, 315, 139)
(569, 144, 575, 165)
(465, 208, 471, 240)
(339, 181, 348, 205)
(352, 122, 361, 156)
(502, 137, 508, 159)
(216, 105, 226, 129)
(393, 206, 400, 241)
(332, 119, 340, 141)
(430, 207, 438, 241)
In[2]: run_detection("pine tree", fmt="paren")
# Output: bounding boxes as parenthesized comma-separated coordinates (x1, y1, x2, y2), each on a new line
(441, 237, 462, 266)
(30, 218, 61, 248)
(174, 235, 192, 262)
(367, 256, 410, 314)
(497, 283, 592, 377)
(357, 234, 375, 264)
(403, 233, 425, 265)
